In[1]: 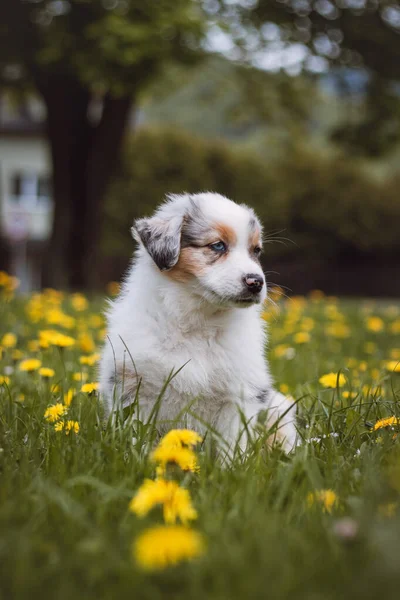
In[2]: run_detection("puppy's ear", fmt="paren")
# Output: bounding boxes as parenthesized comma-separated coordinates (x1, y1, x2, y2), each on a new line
(131, 215, 182, 271)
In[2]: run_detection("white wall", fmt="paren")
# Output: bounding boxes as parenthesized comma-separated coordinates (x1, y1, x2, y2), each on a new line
(0, 135, 51, 199)
(0, 135, 53, 291)
(0, 135, 53, 242)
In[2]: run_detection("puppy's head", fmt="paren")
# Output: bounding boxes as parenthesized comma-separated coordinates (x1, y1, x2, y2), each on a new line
(132, 193, 266, 308)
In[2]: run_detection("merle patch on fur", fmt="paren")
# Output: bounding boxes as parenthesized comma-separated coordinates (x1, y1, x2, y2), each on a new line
(133, 216, 182, 271)
(256, 388, 270, 404)
(181, 198, 211, 248)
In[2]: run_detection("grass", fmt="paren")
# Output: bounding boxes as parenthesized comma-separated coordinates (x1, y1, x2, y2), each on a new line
(0, 280, 400, 600)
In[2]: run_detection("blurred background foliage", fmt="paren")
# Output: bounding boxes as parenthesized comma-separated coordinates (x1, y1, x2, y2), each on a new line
(103, 125, 400, 294)
(0, 0, 399, 294)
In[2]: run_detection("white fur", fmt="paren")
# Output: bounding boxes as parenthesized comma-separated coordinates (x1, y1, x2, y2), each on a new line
(99, 193, 297, 452)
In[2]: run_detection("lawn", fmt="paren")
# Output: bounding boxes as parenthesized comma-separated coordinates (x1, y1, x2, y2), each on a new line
(0, 273, 400, 600)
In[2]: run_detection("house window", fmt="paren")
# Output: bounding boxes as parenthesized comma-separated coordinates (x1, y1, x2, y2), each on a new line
(10, 172, 51, 204)
(11, 173, 23, 197)
(20, 173, 37, 197)
(38, 176, 51, 199)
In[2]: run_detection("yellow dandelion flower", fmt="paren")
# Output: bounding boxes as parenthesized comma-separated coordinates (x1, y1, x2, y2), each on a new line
(78, 332, 95, 354)
(54, 332, 75, 347)
(89, 314, 104, 328)
(385, 361, 400, 373)
(71, 293, 88, 312)
(366, 316, 384, 332)
(373, 416, 400, 431)
(319, 373, 346, 388)
(45, 309, 75, 329)
(43, 288, 64, 304)
(274, 344, 291, 358)
(73, 372, 88, 382)
(54, 421, 64, 432)
(289, 296, 306, 310)
(1, 332, 17, 348)
(159, 429, 202, 450)
(363, 384, 382, 397)
(156, 465, 166, 479)
(279, 383, 290, 394)
(133, 525, 205, 571)
(0, 271, 10, 286)
(0, 375, 11, 385)
(300, 317, 315, 331)
(324, 304, 342, 319)
(0, 273, 19, 297)
(129, 479, 197, 525)
(79, 354, 98, 366)
(44, 403, 67, 423)
(293, 332, 310, 344)
(65, 420, 80, 435)
(39, 330, 75, 348)
(390, 320, 400, 334)
(307, 489, 338, 513)
(39, 367, 55, 378)
(261, 306, 279, 322)
(81, 382, 99, 394)
(106, 281, 120, 297)
(151, 445, 199, 473)
(27, 340, 40, 352)
(325, 323, 351, 338)
(342, 391, 357, 400)
(19, 358, 42, 372)
(64, 389, 74, 406)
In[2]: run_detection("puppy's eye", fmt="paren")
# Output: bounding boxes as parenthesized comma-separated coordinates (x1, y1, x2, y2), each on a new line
(254, 246, 262, 256)
(209, 241, 227, 253)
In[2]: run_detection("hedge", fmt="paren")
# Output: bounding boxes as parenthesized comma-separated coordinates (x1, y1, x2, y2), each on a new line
(102, 127, 400, 264)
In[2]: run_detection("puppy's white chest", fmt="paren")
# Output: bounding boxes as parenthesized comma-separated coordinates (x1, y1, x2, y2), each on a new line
(166, 331, 254, 402)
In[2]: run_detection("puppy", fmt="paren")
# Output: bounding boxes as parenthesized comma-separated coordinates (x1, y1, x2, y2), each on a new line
(99, 193, 297, 452)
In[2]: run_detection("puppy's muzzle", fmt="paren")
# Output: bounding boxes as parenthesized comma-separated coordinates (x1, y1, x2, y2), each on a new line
(243, 274, 264, 294)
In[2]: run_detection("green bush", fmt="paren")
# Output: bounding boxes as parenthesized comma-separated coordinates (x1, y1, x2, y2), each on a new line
(276, 147, 400, 257)
(102, 127, 400, 262)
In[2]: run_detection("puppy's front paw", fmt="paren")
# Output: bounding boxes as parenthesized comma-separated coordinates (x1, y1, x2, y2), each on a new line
(267, 391, 298, 453)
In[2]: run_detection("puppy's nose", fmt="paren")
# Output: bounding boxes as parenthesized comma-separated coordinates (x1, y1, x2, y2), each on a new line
(243, 274, 264, 293)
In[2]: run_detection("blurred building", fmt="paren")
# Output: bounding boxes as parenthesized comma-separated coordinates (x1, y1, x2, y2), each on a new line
(0, 95, 52, 291)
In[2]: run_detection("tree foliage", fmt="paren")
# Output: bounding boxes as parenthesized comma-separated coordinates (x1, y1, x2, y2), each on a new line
(249, 0, 400, 155)
(0, 0, 208, 289)
(222, 0, 400, 78)
(0, 0, 399, 288)
(0, 0, 206, 92)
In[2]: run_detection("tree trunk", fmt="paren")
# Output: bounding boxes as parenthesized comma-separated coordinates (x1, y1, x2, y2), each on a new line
(38, 75, 133, 290)
(40, 75, 91, 289)
(69, 94, 133, 290)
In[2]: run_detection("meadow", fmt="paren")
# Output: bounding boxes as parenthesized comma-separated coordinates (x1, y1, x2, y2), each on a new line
(0, 271, 400, 600)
